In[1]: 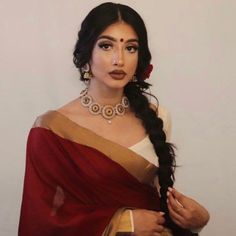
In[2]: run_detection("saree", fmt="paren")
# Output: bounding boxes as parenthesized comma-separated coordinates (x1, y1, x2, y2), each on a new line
(18, 110, 195, 236)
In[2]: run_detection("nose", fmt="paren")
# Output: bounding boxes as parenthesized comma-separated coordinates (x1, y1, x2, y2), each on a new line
(112, 48, 124, 67)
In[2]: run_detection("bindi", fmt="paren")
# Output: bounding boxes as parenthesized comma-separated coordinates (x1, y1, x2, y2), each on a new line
(120, 38, 124, 42)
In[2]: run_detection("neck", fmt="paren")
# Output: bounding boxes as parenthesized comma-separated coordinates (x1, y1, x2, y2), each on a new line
(79, 86, 130, 123)
(87, 83, 124, 106)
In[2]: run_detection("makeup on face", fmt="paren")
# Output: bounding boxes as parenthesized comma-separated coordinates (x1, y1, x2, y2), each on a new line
(96, 35, 139, 54)
(89, 22, 139, 90)
(108, 69, 127, 80)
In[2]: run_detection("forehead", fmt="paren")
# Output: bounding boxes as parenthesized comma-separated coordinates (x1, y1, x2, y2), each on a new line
(98, 22, 138, 40)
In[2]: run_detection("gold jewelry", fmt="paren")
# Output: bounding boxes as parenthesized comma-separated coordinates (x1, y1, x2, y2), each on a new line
(79, 89, 129, 124)
(176, 207, 182, 212)
(175, 202, 184, 213)
(81, 63, 93, 80)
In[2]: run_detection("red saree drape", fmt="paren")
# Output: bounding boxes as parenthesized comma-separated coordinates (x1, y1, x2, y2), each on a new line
(18, 111, 197, 236)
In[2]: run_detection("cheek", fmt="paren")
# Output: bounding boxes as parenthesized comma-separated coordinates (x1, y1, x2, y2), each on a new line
(91, 52, 110, 72)
(127, 55, 138, 72)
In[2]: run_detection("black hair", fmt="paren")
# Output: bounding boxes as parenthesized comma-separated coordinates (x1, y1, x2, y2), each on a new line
(73, 2, 150, 88)
(73, 2, 193, 235)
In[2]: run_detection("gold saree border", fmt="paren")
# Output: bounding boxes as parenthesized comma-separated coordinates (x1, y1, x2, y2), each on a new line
(33, 110, 157, 184)
(102, 208, 135, 236)
(101, 207, 173, 236)
(162, 229, 173, 236)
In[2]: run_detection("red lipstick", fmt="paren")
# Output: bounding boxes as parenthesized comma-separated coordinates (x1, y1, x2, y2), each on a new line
(109, 70, 126, 80)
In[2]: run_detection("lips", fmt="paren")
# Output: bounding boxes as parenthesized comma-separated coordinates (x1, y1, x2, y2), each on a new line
(109, 70, 126, 80)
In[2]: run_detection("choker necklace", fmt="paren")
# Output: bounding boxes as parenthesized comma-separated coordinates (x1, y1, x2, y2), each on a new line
(79, 89, 130, 124)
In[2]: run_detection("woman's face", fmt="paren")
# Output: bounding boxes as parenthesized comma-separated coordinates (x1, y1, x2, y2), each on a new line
(89, 22, 139, 90)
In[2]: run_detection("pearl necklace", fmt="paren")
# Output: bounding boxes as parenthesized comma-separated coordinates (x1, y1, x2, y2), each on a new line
(79, 89, 130, 124)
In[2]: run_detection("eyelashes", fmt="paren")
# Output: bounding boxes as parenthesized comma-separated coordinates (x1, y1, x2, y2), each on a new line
(97, 42, 139, 53)
(98, 42, 112, 50)
(126, 45, 139, 53)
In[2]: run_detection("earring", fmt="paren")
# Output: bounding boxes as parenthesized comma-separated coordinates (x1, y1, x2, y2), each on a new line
(82, 63, 93, 80)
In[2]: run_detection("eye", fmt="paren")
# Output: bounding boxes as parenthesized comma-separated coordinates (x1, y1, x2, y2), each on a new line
(126, 45, 139, 53)
(98, 42, 113, 51)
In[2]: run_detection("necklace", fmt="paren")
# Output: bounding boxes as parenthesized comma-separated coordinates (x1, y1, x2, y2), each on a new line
(79, 89, 130, 124)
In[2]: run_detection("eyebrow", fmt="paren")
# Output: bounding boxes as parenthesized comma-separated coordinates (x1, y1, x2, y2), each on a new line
(97, 35, 139, 43)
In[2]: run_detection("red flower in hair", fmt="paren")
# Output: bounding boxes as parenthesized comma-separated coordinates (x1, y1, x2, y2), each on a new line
(141, 64, 153, 80)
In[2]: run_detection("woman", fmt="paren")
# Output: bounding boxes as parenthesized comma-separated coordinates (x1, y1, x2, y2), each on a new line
(19, 2, 209, 236)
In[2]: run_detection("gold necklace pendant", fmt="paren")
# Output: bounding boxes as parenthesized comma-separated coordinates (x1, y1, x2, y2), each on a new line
(79, 89, 130, 123)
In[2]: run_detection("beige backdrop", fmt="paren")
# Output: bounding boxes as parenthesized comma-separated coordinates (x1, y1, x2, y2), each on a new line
(0, 0, 235, 235)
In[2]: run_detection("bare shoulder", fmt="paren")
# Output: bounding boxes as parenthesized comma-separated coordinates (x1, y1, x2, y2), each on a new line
(56, 97, 104, 130)
(57, 97, 86, 116)
(33, 110, 53, 128)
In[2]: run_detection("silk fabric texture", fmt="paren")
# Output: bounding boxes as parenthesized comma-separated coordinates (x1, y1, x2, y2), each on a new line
(19, 109, 194, 236)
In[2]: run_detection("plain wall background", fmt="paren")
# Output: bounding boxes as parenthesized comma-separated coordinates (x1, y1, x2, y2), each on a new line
(1, 0, 235, 235)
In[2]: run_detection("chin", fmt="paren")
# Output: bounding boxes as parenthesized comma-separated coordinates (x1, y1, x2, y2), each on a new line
(105, 80, 130, 89)
(92, 75, 130, 90)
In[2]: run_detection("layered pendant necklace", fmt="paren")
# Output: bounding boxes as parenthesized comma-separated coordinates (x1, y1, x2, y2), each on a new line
(79, 89, 130, 124)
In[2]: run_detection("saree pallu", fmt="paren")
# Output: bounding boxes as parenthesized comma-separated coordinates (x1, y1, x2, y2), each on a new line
(19, 111, 195, 236)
